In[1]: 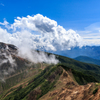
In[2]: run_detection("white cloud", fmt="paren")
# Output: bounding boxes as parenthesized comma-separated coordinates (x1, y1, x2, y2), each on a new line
(0, 14, 84, 51)
(0, 19, 10, 29)
(78, 22, 100, 45)
(18, 47, 59, 64)
(84, 39, 100, 46)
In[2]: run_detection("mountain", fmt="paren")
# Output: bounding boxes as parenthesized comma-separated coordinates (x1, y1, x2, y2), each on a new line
(74, 56, 100, 66)
(0, 42, 37, 93)
(0, 42, 30, 80)
(0, 64, 99, 100)
(50, 46, 100, 60)
(1, 42, 100, 100)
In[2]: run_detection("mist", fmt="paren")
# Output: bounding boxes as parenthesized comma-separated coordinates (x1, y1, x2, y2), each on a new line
(18, 46, 59, 64)
(0, 49, 16, 82)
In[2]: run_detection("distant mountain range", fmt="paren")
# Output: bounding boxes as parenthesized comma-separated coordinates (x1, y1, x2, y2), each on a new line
(74, 56, 100, 66)
(50, 46, 100, 60)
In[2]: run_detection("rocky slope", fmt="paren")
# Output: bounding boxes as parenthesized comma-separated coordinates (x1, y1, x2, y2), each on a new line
(0, 42, 33, 94)
(40, 68, 100, 100)
(0, 42, 29, 81)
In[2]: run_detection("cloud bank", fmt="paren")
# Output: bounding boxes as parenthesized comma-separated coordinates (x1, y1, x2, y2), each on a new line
(0, 14, 84, 51)
(78, 22, 100, 46)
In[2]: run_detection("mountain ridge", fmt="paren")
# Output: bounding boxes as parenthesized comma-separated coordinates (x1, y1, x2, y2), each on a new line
(74, 56, 100, 66)
(50, 46, 100, 60)
(0, 42, 100, 100)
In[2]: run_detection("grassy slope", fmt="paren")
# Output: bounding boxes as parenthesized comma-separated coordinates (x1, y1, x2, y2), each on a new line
(57, 55, 100, 81)
(0, 63, 48, 94)
(0, 64, 98, 100)
(1, 65, 63, 100)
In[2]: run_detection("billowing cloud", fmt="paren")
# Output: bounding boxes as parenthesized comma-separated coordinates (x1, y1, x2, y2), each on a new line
(0, 14, 85, 82)
(0, 14, 84, 51)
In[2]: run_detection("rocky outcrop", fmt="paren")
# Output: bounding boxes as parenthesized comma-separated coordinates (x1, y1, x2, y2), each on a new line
(0, 42, 28, 82)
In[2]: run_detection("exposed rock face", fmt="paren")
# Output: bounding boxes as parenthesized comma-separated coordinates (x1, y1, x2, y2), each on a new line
(0, 42, 28, 81)
(0, 42, 17, 54)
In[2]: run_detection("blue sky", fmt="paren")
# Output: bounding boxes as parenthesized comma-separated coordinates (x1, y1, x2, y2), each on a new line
(0, 0, 100, 49)
(0, 0, 100, 29)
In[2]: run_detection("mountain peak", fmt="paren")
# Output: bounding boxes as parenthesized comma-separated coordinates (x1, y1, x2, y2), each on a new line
(0, 42, 18, 55)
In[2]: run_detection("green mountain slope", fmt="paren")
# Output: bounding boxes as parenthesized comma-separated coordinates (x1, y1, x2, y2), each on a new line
(74, 56, 100, 66)
(0, 64, 98, 100)
(57, 55, 100, 80)
(0, 44, 100, 100)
